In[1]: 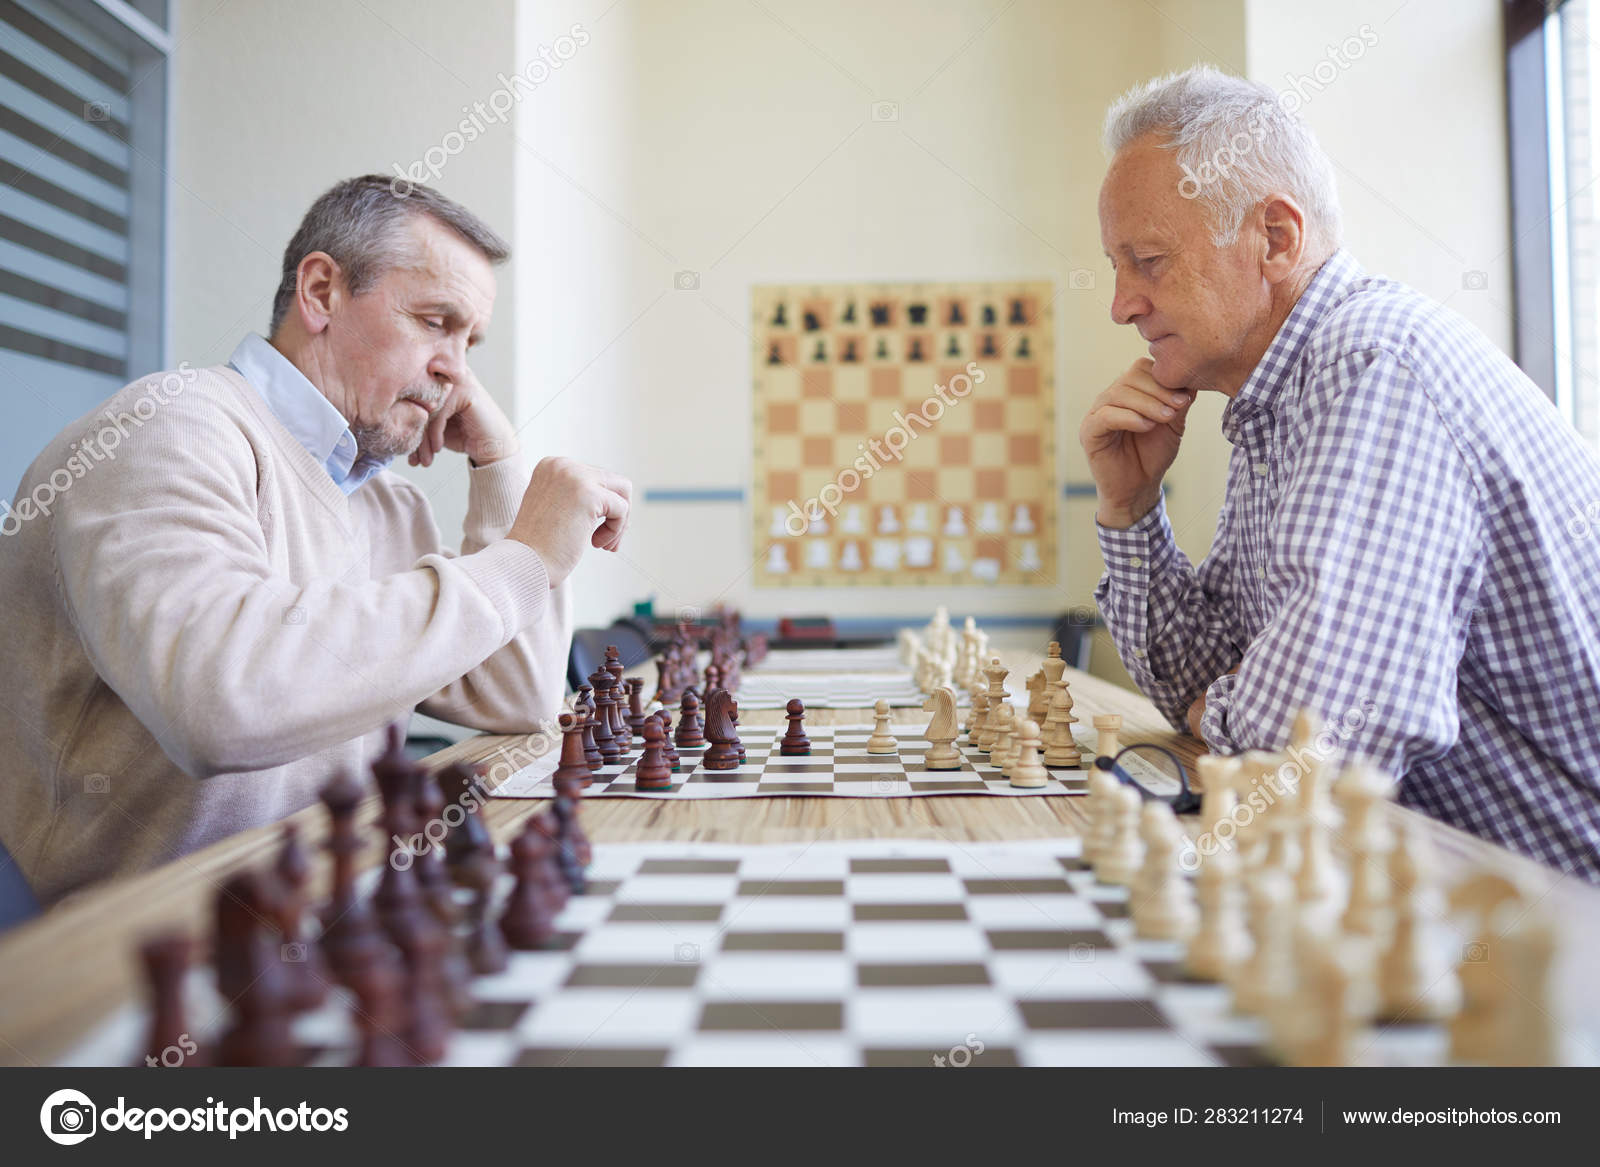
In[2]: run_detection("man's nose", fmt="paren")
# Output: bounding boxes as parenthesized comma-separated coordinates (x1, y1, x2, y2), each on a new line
(1110, 276, 1147, 326)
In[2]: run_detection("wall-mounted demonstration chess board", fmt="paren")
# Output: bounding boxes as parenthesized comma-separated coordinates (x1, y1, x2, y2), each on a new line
(751, 281, 1056, 588)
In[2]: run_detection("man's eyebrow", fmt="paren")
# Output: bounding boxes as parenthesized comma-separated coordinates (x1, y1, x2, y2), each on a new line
(415, 300, 486, 346)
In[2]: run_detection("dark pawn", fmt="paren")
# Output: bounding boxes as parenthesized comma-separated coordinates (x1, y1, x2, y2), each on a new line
(655, 709, 681, 771)
(413, 768, 474, 1020)
(273, 823, 330, 1012)
(781, 698, 812, 756)
(605, 649, 631, 748)
(702, 689, 742, 770)
(552, 712, 593, 791)
(675, 692, 706, 748)
(457, 848, 508, 976)
(550, 751, 592, 895)
(500, 819, 563, 949)
(139, 932, 203, 1067)
(215, 871, 295, 1067)
(575, 693, 602, 771)
(438, 762, 496, 880)
(317, 771, 386, 989)
(635, 717, 674, 790)
(625, 678, 649, 740)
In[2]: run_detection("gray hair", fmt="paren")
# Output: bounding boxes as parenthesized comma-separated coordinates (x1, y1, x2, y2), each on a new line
(1103, 65, 1342, 255)
(269, 175, 510, 335)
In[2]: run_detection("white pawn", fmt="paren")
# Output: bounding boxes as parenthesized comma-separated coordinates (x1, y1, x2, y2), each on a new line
(1093, 714, 1122, 758)
(1095, 784, 1144, 887)
(991, 704, 1019, 776)
(1132, 801, 1198, 940)
(1042, 688, 1081, 768)
(866, 699, 897, 754)
(1083, 768, 1119, 869)
(1232, 869, 1297, 1017)
(1376, 823, 1458, 1023)
(1185, 838, 1251, 982)
(1285, 944, 1378, 1067)
(1009, 719, 1048, 788)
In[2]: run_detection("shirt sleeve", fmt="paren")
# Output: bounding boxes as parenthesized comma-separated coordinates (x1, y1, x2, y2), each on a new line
(1093, 493, 1246, 732)
(413, 455, 575, 733)
(1198, 347, 1485, 770)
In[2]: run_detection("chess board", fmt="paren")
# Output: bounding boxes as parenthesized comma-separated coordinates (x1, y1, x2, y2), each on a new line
(491, 725, 1183, 801)
(59, 838, 1460, 1068)
(751, 280, 1056, 588)
(730, 672, 959, 710)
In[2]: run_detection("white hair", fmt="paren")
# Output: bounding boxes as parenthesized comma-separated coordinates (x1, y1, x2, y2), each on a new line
(1103, 65, 1342, 256)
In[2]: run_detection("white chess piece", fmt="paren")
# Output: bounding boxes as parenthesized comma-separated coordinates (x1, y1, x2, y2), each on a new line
(871, 539, 901, 570)
(977, 502, 1003, 533)
(1011, 503, 1036, 534)
(943, 545, 966, 573)
(805, 540, 831, 569)
(840, 504, 866, 534)
(805, 501, 829, 535)
(904, 536, 933, 568)
(765, 543, 791, 573)
(971, 558, 1000, 582)
(908, 503, 931, 532)
(769, 505, 789, 536)
(877, 505, 901, 534)
(1009, 719, 1048, 788)
(1017, 541, 1042, 572)
(1095, 784, 1144, 886)
(866, 699, 897, 754)
(943, 506, 968, 537)
(839, 541, 863, 571)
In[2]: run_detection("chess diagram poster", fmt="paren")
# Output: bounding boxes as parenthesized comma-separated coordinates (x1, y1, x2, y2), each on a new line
(752, 280, 1057, 588)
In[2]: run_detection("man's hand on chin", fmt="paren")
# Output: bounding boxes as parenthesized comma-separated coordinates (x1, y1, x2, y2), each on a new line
(410, 364, 521, 469)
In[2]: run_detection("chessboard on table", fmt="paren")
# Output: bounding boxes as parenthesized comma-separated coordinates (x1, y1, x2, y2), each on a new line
(751, 280, 1056, 588)
(64, 837, 1534, 1069)
(492, 724, 1181, 801)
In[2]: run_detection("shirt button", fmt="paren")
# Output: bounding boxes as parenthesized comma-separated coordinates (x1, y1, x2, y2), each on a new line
(1133, 649, 1146, 659)
(1258, 567, 1268, 580)
(1253, 462, 1268, 477)
(1129, 556, 1144, 568)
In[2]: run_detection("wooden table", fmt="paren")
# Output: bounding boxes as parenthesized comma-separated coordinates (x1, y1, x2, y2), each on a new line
(2, 647, 1597, 1066)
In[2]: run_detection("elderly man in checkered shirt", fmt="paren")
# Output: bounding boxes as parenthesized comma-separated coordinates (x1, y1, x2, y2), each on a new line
(1082, 66, 1600, 880)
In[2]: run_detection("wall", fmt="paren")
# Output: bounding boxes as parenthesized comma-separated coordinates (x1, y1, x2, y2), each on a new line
(170, 0, 521, 547)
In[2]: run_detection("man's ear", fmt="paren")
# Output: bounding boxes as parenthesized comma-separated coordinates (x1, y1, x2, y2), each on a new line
(294, 251, 343, 336)
(1259, 195, 1307, 285)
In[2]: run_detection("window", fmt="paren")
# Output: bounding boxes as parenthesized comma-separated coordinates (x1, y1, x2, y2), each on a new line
(0, 0, 170, 498)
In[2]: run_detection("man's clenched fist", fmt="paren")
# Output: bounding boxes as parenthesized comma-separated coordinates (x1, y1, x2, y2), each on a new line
(507, 457, 632, 586)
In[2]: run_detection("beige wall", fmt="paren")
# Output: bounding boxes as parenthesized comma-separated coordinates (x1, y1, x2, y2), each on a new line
(171, 0, 521, 547)
(169, 0, 1513, 669)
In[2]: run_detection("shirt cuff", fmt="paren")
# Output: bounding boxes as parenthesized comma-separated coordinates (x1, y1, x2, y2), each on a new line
(464, 455, 532, 545)
(1095, 495, 1176, 587)
(1198, 671, 1238, 751)
(452, 539, 551, 637)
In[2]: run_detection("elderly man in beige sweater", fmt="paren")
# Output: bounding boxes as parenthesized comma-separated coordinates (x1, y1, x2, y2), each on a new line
(0, 176, 629, 906)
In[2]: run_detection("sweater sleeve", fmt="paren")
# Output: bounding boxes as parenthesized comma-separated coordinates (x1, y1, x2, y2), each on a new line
(406, 455, 576, 732)
(51, 400, 552, 778)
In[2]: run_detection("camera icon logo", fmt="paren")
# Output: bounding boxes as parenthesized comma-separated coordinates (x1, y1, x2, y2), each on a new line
(84, 773, 110, 795)
(282, 605, 306, 625)
(873, 777, 898, 794)
(673, 942, 700, 963)
(40, 1088, 97, 1145)
(674, 270, 700, 291)
(1463, 941, 1490, 963)
(281, 942, 308, 963)
(1068, 942, 1096, 963)
(1069, 268, 1096, 290)
(83, 101, 109, 123)
(1462, 270, 1488, 291)
(872, 100, 899, 122)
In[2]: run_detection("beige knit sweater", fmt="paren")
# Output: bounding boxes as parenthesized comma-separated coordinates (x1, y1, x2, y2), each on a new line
(0, 363, 571, 905)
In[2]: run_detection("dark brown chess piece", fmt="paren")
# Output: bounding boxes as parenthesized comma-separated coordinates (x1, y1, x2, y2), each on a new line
(138, 932, 203, 1067)
(655, 709, 680, 771)
(731, 699, 746, 763)
(635, 717, 674, 790)
(575, 691, 602, 771)
(438, 762, 496, 880)
(215, 870, 295, 1067)
(675, 691, 705, 748)
(702, 689, 742, 770)
(625, 677, 648, 740)
(551, 736, 592, 893)
(412, 765, 474, 1020)
(781, 698, 811, 756)
(587, 669, 621, 763)
(605, 648, 631, 749)
(500, 818, 564, 949)
(317, 771, 385, 987)
(272, 822, 330, 1012)
(704, 663, 721, 694)
(370, 724, 454, 1063)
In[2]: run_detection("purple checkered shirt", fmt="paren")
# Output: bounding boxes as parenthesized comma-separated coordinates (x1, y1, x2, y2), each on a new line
(1095, 249, 1600, 880)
